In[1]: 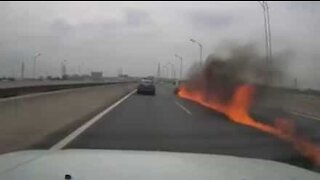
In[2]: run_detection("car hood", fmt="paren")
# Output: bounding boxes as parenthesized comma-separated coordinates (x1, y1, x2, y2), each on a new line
(0, 149, 318, 180)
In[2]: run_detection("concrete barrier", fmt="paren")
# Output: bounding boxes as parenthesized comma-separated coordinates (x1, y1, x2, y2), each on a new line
(256, 91, 320, 119)
(0, 80, 138, 98)
(0, 83, 137, 154)
(264, 93, 320, 118)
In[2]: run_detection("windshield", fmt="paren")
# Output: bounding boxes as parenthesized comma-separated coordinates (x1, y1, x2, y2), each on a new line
(0, 1, 320, 178)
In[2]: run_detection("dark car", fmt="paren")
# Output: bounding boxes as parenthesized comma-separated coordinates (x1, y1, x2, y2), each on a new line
(137, 78, 156, 95)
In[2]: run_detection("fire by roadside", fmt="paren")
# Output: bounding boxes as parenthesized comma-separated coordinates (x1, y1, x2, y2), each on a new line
(178, 84, 320, 167)
(177, 44, 320, 168)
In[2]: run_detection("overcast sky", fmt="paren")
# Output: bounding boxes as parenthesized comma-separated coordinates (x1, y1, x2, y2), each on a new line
(0, 1, 319, 89)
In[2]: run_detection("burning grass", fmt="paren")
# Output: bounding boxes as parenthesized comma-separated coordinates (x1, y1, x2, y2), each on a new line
(178, 44, 320, 167)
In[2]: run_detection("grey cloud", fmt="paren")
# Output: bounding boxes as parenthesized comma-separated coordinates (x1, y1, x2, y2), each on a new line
(186, 11, 234, 29)
(50, 19, 73, 35)
(125, 9, 152, 27)
(0, 2, 320, 89)
(285, 1, 320, 11)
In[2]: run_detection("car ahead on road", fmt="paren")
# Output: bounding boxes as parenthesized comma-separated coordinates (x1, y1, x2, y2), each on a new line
(137, 78, 156, 95)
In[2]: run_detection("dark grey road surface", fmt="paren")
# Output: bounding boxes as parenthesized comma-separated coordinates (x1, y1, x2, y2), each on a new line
(64, 83, 320, 170)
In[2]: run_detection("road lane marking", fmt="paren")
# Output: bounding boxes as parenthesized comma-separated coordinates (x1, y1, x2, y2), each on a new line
(289, 111, 320, 121)
(175, 101, 192, 115)
(50, 89, 137, 150)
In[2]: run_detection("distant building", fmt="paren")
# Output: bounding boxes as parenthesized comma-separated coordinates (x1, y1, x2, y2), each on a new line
(69, 74, 82, 80)
(91, 71, 103, 80)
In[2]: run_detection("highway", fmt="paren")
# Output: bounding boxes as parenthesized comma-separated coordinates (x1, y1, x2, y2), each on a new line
(31, 83, 320, 171)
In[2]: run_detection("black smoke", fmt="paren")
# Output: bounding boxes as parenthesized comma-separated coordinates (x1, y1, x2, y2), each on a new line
(184, 43, 288, 105)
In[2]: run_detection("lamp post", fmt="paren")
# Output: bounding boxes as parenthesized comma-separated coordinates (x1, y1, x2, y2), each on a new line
(258, 1, 273, 84)
(162, 65, 169, 79)
(190, 38, 203, 68)
(174, 54, 183, 82)
(166, 62, 176, 80)
(33, 53, 41, 79)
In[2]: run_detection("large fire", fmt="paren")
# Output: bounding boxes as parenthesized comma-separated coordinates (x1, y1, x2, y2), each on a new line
(178, 83, 320, 166)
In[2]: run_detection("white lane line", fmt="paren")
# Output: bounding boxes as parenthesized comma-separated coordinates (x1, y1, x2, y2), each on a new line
(289, 111, 320, 121)
(50, 89, 137, 150)
(175, 101, 192, 115)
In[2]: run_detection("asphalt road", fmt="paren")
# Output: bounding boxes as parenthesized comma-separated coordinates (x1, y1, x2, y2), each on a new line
(58, 83, 320, 171)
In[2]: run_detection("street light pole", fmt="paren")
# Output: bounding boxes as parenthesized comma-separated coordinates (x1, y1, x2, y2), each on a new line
(200, 43, 203, 67)
(21, 61, 25, 80)
(258, 1, 273, 84)
(259, 1, 269, 66)
(166, 62, 176, 79)
(61, 60, 67, 79)
(162, 65, 169, 79)
(174, 54, 183, 82)
(190, 38, 203, 67)
(165, 66, 169, 79)
(33, 53, 41, 79)
(265, 2, 272, 69)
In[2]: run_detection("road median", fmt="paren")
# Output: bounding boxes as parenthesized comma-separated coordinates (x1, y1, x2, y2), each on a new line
(0, 83, 137, 154)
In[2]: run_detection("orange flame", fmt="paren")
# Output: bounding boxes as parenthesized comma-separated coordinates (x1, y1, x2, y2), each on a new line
(178, 84, 320, 166)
